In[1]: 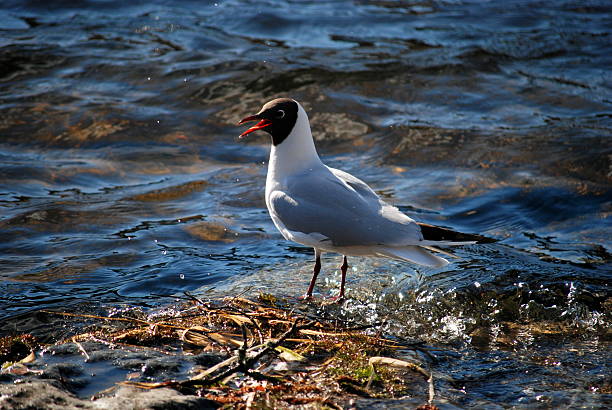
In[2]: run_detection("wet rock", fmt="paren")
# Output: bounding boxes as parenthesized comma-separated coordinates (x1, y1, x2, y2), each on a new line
(94, 385, 219, 409)
(0, 380, 89, 410)
(0, 379, 218, 410)
(140, 357, 183, 378)
(86, 348, 133, 363)
(192, 352, 226, 367)
(41, 363, 88, 391)
(45, 343, 82, 356)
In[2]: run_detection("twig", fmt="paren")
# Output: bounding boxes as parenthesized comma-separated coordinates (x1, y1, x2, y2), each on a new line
(183, 291, 207, 305)
(427, 365, 435, 405)
(72, 337, 90, 361)
(221, 305, 266, 344)
(238, 324, 249, 371)
(188, 342, 267, 382)
(183, 319, 308, 388)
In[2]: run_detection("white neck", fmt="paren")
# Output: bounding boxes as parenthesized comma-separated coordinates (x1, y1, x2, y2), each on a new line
(267, 103, 323, 179)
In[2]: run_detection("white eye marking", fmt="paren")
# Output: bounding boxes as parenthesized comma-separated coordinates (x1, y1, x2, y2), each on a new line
(277, 109, 285, 119)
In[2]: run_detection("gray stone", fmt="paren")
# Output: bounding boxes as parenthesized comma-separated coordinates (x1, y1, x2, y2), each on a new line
(0, 380, 218, 410)
(0, 380, 91, 410)
(93, 385, 218, 410)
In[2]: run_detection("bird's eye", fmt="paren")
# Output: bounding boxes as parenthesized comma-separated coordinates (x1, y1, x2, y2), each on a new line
(276, 109, 285, 119)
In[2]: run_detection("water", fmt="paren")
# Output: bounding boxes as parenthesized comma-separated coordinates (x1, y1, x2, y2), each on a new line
(0, 0, 610, 407)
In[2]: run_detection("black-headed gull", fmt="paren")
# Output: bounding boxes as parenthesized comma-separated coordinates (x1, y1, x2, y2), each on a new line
(239, 98, 486, 300)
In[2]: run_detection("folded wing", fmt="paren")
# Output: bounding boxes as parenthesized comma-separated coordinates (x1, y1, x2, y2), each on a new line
(268, 166, 424, 247)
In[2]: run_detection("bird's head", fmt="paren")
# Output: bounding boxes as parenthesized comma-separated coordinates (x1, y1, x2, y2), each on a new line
(238, 98, 299, 146)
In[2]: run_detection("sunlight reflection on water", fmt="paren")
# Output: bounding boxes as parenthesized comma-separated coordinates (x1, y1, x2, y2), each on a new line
(0, 0, 610, 406)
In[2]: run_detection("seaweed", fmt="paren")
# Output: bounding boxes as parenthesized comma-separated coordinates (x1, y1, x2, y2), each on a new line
(26, 295, 439, 409)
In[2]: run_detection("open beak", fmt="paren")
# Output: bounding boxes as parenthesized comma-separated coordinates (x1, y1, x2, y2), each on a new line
(238, 115, 272, 138)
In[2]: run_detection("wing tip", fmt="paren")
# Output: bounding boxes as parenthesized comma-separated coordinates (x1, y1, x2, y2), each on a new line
(417, 222, 496, 244)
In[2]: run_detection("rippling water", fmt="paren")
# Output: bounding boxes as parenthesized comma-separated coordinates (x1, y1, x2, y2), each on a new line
(1, 0, 610, 407)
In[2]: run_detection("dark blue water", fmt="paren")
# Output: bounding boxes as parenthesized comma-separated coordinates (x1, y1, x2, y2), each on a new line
(1, 0, 610, 407)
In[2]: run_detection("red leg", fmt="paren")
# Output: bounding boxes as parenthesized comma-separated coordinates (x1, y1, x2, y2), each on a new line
(302, 249, 321, 300)
(329, 256, 348, 302)
(338, 255, 348, 299)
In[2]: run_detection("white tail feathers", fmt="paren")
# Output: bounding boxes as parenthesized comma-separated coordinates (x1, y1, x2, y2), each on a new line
(376, 246, 449, 268)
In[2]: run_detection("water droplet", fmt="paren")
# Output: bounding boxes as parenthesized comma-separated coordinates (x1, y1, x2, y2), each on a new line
(147, 77, 151, 81)
(180, 274, 185, 280)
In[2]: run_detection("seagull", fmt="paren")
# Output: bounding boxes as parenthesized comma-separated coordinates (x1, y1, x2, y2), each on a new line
(239, 98, 488, 300)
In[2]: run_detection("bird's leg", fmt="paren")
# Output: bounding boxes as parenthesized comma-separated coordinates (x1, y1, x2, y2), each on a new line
(339, 255, 348, 299)
(330, 255, 349, 301)
(302, 248, 321, 300)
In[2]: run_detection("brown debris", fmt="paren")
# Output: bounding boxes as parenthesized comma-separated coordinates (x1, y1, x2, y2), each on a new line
(36, 296, 437, 408)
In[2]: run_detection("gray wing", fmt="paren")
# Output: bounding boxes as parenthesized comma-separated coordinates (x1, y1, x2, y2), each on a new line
(269, 166, 423, 247)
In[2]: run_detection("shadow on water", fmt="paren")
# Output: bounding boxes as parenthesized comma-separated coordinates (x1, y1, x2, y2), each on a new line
(0, 0, 610, 407)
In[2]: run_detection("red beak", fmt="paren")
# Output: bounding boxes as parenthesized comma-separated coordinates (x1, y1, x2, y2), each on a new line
(238, 115, 272, 138)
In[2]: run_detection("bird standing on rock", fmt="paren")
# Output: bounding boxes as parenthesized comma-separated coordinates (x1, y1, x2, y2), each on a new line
(239, 98, 487, 300)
